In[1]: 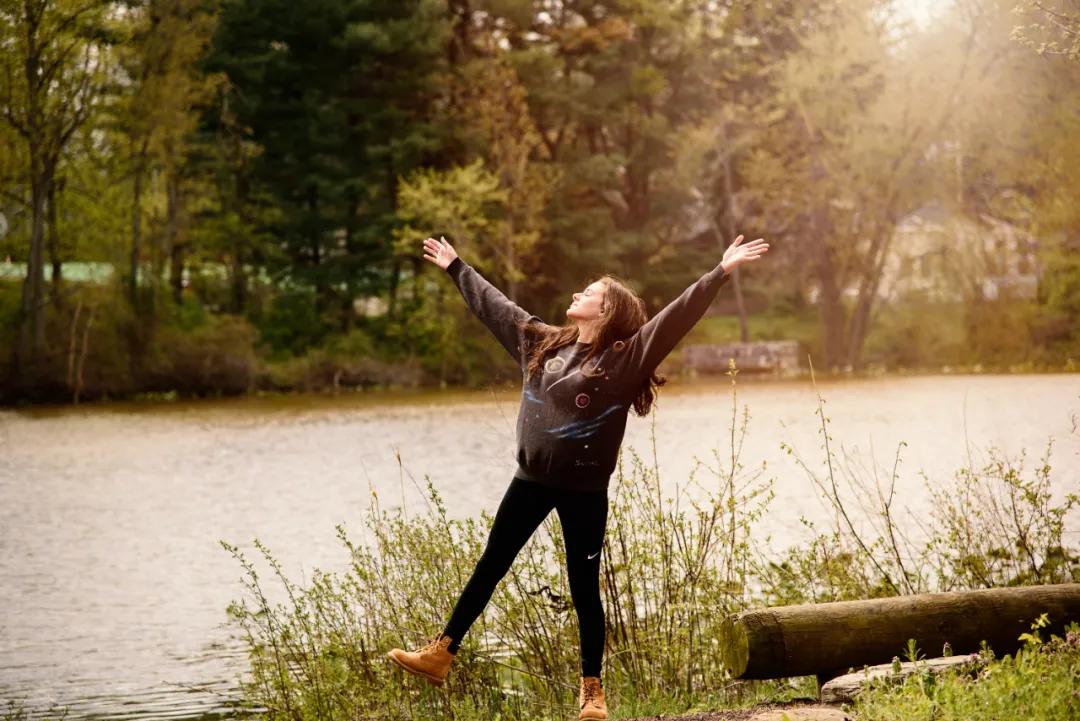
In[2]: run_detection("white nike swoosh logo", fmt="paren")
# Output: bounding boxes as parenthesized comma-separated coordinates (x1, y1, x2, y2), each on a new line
(587, 551, 600, 559)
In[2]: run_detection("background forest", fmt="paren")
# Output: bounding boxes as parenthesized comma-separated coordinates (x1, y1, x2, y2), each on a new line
(2, 0, 1078, 403)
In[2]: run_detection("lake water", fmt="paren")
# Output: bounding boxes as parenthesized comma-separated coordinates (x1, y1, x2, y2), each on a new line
(1, 373, 1078, 719)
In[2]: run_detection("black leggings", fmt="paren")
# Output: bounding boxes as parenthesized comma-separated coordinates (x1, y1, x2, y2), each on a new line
(442, 475, 609, 677)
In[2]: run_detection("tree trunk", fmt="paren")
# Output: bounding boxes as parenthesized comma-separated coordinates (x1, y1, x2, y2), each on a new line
(308, 184, 330, 319)
(340, 193, 359, 332)
(505, 234, 518, 302)
(719, 583, 1080, 680)
(227, 167, 249, 312)
(47, 175, 62, 306)
(166, 163, 184, 304)
(227, 252, 245, 314)
(17, 164, 50, 377)
(130, 143, 146, 308)
(845, 217, 896, 370)
(719, 119, 749, 343)
(812, 215, 848, 371)
(388, 259, 400, 318)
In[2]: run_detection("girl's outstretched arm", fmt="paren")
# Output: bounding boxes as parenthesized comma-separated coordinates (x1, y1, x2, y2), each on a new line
(623, 234, 769, 378)
(422, 236, 540, 366)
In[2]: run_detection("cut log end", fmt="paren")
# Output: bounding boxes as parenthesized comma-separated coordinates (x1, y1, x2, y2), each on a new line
(719, 615, 750, 678)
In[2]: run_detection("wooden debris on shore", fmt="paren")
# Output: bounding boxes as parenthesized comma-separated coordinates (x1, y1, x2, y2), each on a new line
(682, 340, 800, 375)
(819, 654, 985, 704)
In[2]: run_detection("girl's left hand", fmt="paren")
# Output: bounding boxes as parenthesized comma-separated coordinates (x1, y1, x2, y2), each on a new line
(721, 234, 769, 273)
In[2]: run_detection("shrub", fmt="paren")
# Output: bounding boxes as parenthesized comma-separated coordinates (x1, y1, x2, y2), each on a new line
(260, 328, 426, 391)
(850, 622, 1080, 721)
(145, 315, 258, 396)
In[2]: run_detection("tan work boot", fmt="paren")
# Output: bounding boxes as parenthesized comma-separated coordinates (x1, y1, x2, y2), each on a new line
(578, 675, 607, 720)
(386, 634, 456, 686)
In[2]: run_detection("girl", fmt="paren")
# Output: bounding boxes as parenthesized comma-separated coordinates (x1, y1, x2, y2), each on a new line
(388, 234, 770, 720)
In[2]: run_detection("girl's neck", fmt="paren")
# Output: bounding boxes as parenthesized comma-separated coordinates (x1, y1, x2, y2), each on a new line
(576, 322, 599, 344)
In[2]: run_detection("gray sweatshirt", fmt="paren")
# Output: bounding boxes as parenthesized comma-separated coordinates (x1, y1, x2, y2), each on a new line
(447, 256, 731, 492)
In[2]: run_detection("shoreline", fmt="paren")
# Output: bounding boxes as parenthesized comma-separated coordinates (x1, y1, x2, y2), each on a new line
(3, 363, 1076, 414)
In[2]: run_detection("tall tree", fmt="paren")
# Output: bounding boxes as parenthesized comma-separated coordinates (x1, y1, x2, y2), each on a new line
(742, 0, 990, 369)
(446, 57, 553, 302)
(205, 0, 448, 346)
(0, 0, 113, 384)
(112, 0, 217, 309)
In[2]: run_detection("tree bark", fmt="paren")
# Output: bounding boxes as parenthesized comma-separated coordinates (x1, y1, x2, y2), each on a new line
(20, 168, 49, 365)
(166, 161, 185, 304)
(719, 583, 1080, 680)
(387, 259, 400, 318)
(719, 119, 749, 343)
(130, 141, 148, 308)
(845, 202, 900, 370)
(47, 175, 62, 305)
(812, 212, 848, 371)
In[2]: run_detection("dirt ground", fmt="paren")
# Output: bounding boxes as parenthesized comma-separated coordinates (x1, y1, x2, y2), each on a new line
(621, 702, 850, 721)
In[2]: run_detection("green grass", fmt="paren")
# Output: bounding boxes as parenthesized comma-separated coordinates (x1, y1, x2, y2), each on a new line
(850, 624, 1080, 721)
(683, 311, 819, 347)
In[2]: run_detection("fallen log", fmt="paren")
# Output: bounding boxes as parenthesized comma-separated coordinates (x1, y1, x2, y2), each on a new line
(719, 583, 1080, 679)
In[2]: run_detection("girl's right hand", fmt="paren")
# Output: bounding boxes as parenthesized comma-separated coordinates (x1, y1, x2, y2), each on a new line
(422, 236, 459, 270)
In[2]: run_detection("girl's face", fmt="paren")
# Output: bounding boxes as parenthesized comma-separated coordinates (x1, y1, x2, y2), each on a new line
(567, 280, 606, 322)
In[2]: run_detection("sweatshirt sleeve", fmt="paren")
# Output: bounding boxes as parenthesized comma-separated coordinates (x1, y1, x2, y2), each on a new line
(622, 262, 731, 378)
(446, 257, 539, 366)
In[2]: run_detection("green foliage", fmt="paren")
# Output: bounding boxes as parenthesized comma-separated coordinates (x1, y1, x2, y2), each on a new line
(851, 622, 1080, 721)
(203, 0, 448, 329)
(863, 301, 968, 369)
(394, 161, 509, 273)
(5, 0, 1080, 401)
(1040, 241, 1080, 344)
(261, 328, 425, 391)
(684, 311, 821, 361)
(257, 289, 332, 357)
(144, 314, 257, 396)
(962, 299, 1039, 366)
(927, 443, 1080, 590)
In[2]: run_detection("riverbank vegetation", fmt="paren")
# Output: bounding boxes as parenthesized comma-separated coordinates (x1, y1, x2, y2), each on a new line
(849, 620, 1080, 721)
(3, 1, 1080, 405)
(204, 370, 1078, 721)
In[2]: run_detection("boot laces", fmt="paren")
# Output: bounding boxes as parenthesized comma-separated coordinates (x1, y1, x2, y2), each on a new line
(581, 677, 601, 704)
(419, 634, 449, 654)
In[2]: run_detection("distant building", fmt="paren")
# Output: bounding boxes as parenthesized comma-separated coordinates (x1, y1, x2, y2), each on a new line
(806, 204, 1041, 305)
(882, 204, 1040, 303)
(353, 296, 388, 317)
(0, 260, 115, 283)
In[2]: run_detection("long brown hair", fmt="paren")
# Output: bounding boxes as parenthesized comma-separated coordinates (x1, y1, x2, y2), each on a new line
(517, 275, 666, 417)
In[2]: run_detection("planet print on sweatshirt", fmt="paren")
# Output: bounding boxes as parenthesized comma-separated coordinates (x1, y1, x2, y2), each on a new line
(544, 357, 566, 373)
